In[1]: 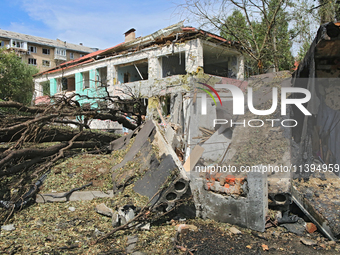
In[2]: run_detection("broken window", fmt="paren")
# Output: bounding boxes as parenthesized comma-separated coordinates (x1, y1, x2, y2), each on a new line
(42, 60, 50, 67)
(161, 53, 186, 78)
(42, 48, 50, 55)
(117, 60, 148, 84)
(11, 40, 26, 49)
(62, 78, 68, 91)
(96, 67, 107, 87)
(28, 58, 37, 66)
(28, 46, 37, 53)
(203, 45, 236, 78)
(83, 71, 90, 89)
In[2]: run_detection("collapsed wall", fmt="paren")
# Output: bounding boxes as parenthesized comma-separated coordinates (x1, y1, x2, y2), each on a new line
(183, 72, 293, 232)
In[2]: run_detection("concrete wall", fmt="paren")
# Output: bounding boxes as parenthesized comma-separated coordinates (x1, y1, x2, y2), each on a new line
(34, 37, 244, 120)
(1, 40, 87, 72)
(117, 64, 148, 83)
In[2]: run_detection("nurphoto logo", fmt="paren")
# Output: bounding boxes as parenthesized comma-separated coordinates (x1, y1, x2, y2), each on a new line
(197, 82, 312, 128)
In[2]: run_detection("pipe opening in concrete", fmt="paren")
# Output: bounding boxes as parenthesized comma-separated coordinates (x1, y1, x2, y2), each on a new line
(274, 193, 287, 203)
(166, 192, 177, 201)
(174, 181, 186, 192)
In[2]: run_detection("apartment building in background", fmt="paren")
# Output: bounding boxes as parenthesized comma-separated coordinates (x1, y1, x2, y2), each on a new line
(0, 29, 97, 72)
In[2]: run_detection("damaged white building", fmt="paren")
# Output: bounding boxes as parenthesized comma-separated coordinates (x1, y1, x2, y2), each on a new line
(33, 22, 244, 130)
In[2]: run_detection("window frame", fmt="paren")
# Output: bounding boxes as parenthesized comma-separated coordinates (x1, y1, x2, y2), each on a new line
(28, 45, 37, 53)
(56, 48, 66, 56)
(42, 60, 51, 67)
(42, 48, 50, 55)
(28, 58, 37, 66)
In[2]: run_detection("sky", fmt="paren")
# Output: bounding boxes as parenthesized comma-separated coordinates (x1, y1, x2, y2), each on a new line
(0, 0, 319, 56)
(0, 0, 186, 50)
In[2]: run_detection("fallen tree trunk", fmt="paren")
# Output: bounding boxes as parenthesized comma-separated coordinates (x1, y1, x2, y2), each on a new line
(0, 141, 100, 176)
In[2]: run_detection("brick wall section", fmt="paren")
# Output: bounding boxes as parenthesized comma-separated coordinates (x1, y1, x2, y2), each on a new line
(200, 171, 246, 195)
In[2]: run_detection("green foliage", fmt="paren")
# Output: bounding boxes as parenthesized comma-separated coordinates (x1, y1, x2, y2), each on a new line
(221, 10, 249, 44)
(220, 0, 294, 74)
(297, 39, 312, 62)
(0, 48, 38, 104)
(41, 80, 50, 96)
(318, 0, 339, 23)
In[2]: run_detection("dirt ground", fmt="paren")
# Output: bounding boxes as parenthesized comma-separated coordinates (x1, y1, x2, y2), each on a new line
(1, 209, 339, 254)
(1, 136, 339, 255)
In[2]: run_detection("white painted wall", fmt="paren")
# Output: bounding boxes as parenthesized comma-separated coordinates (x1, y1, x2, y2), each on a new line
(34, 38, 244, 99)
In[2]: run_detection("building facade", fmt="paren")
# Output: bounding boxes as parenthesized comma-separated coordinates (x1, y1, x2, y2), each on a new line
(0, 29, 96, 72)
(33, 22, 245, 130)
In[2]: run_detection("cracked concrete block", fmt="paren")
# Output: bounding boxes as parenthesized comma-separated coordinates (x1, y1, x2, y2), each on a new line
(191, 170, 268, 232)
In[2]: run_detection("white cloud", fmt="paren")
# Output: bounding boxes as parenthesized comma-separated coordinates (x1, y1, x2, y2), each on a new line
(17, 0, 181, 49)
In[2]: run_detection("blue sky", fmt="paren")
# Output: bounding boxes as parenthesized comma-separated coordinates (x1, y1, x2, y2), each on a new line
(0, 0, 185, 49)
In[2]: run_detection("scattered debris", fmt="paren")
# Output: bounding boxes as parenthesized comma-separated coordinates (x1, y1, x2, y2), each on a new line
(44, 182, 93, 201)
(112, 205, 136, 228)
(261, 244, 269, 251)
(300, 237, 317, 246)
(95, 203, 113, 217)
(306, 222, 317, 234)
(281, 221, 306, 236)
(126, 235, 138, 254)
(68, 207, 76, 212)
(229, 226, 242, 235)
(36, 190, 114, 203)
(175, 224, 198, 234)
(1, 224, 15, 231)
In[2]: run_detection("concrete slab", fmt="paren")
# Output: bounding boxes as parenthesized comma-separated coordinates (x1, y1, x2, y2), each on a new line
(112, 120, 155, 172)
(36, 190, 114, 203)
(134, 154, 177, 205)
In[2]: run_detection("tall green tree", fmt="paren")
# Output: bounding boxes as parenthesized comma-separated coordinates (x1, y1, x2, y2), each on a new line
(181, 0, 316, 74)
(0, 48, 38, 104)
(220, 3, 293, 74)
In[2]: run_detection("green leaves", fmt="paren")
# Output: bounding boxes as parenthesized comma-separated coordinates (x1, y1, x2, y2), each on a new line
(220, 0, 294, 74)
(0, 48, 38, 105)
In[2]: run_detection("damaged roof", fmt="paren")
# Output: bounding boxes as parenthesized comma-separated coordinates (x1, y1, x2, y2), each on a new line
(34, 22, 240, 77)
(0, 29, 96, 53)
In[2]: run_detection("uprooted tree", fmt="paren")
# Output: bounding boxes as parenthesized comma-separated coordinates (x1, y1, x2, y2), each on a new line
(0, 84, 147, 223)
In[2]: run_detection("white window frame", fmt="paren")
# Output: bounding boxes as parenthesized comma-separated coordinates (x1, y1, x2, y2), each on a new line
(10, 39, 27, 50)
(70, 52, 74, 59)
(55, 48, 66, 56)
(28, 45, 37, 53)
(83, 71, 90, 89)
